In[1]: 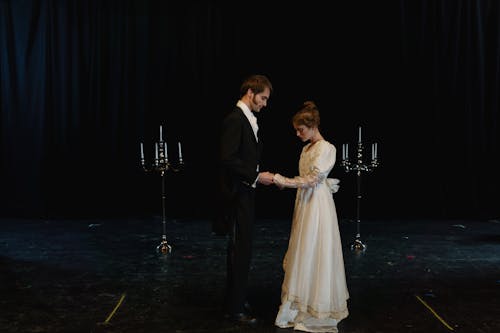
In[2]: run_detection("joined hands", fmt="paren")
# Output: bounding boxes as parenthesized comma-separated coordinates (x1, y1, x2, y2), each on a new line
(257, 171, 275, 185)
(258, 172, 285, 190)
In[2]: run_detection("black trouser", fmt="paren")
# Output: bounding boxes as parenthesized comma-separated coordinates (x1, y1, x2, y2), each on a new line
(226, 188, 255, 314)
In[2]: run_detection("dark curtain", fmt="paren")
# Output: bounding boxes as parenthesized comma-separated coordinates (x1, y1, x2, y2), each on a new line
(1, 0, 499, 220)
(0, 0, 227, 218)
(393, 0, 500, 218)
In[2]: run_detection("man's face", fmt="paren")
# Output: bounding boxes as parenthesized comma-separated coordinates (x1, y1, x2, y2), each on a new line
(250, 87, 270, 112)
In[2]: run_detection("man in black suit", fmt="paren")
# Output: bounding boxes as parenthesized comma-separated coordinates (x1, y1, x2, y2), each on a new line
(217, 74, 275, 325)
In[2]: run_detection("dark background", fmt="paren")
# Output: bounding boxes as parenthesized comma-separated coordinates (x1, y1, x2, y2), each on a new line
(1, 0, 499, 221)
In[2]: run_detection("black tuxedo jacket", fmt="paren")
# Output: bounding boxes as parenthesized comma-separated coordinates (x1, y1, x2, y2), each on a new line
(213, 106, 263, 235)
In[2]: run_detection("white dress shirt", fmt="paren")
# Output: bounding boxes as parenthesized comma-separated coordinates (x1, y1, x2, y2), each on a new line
(237, 100, 258, 142)
(236, 100, 259, 187)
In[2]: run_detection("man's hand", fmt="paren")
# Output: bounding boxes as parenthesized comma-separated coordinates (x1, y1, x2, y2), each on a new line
(257, 171, 274, 185)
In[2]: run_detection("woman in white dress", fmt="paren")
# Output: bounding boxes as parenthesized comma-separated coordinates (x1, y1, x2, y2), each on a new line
(273, 101, 349, 333)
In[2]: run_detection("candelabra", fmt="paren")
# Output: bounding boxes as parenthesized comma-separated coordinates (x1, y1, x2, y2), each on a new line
(341, 126, 379, 252)
(140, 125, 184, 254)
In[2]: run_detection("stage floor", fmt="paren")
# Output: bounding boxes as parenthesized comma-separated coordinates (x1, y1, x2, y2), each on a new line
(1, 217, 499, 333)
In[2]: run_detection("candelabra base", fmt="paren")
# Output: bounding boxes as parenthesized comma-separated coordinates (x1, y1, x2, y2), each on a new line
(157, 237, 172, 254)
(350, 238, 367, 252)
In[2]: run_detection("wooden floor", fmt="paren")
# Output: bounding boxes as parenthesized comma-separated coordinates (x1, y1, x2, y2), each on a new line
(1, 217, 499, 333)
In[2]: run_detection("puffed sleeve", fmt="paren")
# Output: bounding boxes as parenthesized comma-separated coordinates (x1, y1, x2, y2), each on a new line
(274, 142, 336, 189)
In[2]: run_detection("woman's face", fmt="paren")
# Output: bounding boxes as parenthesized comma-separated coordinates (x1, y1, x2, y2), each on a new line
(294, 124, 314, 142)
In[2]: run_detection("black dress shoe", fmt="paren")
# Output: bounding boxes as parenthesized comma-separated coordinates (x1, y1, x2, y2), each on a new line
(228, 312, 258, 326)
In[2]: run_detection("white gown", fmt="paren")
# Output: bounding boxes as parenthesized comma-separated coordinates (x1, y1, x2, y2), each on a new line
(274, 140, 349, 333)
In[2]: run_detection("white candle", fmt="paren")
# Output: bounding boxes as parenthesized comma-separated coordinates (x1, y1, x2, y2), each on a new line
(342, 143, 345, 160)
(346, 143, 349, 158)
(375, 142, 378, 158)
(164, 141, 168, 160)
(358, 126, 362, 143)
(178, 141, 183, 160)
(160, 126, 163, 141)
(371, 143, 374, 159)
(140, 142, 144, 159)
(155, 142, 158, 160)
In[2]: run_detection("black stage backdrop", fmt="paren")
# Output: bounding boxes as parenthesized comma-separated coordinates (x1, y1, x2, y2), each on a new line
(1, 0, 499, 221)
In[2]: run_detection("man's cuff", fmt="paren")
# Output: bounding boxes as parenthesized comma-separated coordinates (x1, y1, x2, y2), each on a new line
(252, 174, 259, 187)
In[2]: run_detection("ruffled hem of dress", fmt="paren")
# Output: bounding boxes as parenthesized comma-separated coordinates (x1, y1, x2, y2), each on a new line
(275, 300, 348, 333)
(275, 321, 339, 333)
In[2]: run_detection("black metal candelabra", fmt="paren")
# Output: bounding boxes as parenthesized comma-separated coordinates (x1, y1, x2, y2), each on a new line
(341, 126, 379, 252)
(140, 125, 184, 254)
